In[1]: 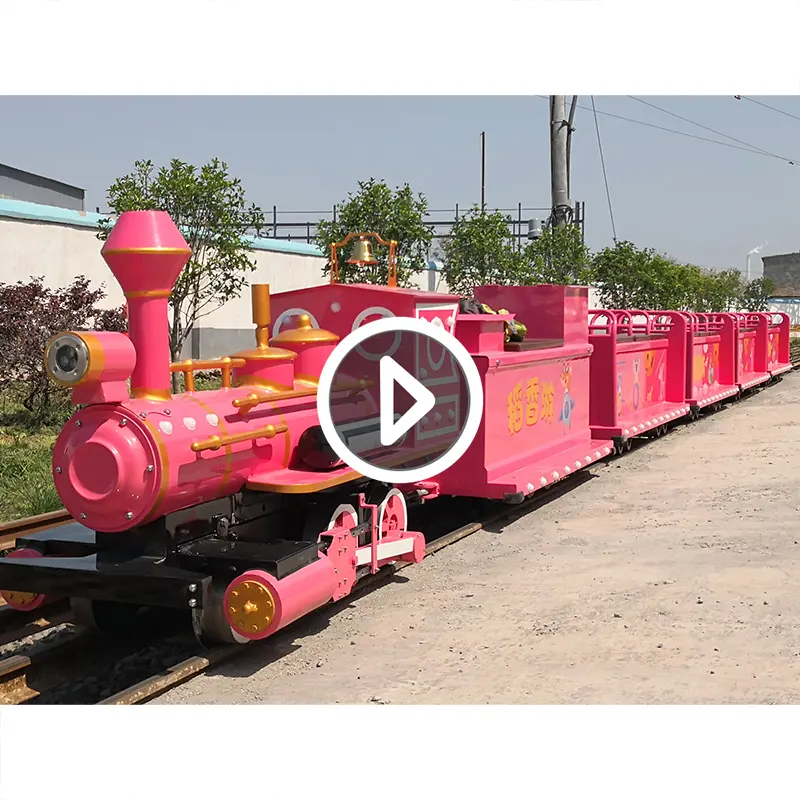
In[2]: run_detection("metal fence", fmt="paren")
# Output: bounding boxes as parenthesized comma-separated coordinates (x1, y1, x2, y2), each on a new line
(253, 201, 586, 252)
(92, 199, 587, 254)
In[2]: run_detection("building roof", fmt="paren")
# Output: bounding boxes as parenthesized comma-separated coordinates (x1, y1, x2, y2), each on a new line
(0, 162, 85, 195)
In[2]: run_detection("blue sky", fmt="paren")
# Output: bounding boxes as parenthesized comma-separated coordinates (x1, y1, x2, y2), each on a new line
(2, 95, 799, 274)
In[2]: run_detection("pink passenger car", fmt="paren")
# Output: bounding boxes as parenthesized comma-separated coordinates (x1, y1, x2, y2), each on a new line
(587, 309, 691, 448)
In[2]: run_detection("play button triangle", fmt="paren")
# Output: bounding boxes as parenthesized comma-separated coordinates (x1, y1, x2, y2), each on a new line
(379, 356, 436, 447)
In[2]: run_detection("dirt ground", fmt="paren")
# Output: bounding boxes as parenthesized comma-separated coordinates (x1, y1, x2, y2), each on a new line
(157, 373, 800, 705)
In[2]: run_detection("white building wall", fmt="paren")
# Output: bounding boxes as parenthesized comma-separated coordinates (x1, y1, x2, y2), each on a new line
(0, 216, 126, 308)
(0, 199, 329, 358)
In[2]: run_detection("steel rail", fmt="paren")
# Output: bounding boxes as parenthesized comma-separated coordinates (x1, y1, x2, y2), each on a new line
(0, 509, 72, 551)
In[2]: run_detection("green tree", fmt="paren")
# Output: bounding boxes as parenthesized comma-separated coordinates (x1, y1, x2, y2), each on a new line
(740, 276, 775, 311)
(315, 179, 434, 287)
(522, 224, 593, 286)
(439, 206, 525, 296)
(638, 254, 687, 310)
(98, 158, 264, 390)
(591, 240, 657, 309)
(690, 268, 744, 312)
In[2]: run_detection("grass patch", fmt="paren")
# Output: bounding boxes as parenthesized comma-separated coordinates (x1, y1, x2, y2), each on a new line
(0, 392, 62, 522)
(0, 428, 60, 521)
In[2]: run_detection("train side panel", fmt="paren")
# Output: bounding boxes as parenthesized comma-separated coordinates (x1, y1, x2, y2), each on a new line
(684, 313, 740, 408)
(433, 285, 613, 501)
(733, 313, 771, 391)
(766, 312, 792, 377)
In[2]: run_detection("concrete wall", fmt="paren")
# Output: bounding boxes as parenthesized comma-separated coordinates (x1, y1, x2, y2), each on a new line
(762, 253, 800, 298)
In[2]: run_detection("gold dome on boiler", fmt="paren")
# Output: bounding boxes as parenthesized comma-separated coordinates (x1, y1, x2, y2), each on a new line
(270, 315, 340, 346)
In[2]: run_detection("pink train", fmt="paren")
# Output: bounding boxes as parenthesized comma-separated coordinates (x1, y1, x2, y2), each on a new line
(0, 211, 791, 646)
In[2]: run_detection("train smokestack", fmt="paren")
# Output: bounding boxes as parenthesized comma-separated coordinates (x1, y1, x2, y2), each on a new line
(101, 211, 191, 400)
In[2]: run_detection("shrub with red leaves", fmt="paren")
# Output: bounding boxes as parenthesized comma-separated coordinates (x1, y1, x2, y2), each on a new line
(0, 276, 127, 425)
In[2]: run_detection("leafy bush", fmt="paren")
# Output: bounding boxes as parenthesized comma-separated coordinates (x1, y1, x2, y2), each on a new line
(439, 207, 525, 296)
(0, 276, 126, 427)
(522, 224, 593, 286)
(440, 213, 593, 297)
(592, 240, 773, 313)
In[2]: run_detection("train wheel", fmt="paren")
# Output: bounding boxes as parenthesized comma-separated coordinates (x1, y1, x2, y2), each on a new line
(0, 548, 48, 612)
(624, 439, 633, 453)
(71, 597, 144, 637)
(192, 581, 250, 649)
(303, 501, 359, 541)
(378, 488, 408, 539)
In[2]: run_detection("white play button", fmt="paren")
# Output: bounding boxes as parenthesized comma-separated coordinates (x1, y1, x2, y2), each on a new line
(379, 356, 436, 447)
(316, 315, 484, 484)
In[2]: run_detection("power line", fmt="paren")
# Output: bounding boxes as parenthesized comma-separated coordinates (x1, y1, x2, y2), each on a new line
(534, 96, 798, 165)
(591, 96, 617, 242)
(735, 95, 800, 124)
(627, 95, 776, 158)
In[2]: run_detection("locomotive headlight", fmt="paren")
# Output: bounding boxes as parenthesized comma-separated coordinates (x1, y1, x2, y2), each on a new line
(45, 333, 90, 385)
(43, 330, 135, 393)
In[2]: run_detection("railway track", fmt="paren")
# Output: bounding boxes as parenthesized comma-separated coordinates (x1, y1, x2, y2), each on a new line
(0, 507, 508, 705)
(99, 502, 535, 705)
(0, 509, 72, 551)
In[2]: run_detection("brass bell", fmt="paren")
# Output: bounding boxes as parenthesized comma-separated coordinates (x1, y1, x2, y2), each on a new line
(347, 237, 378, 265)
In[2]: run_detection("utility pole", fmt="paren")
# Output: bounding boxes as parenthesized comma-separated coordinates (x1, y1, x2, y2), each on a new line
(550, 96, 573, 228)
(480, 131, 486, 212)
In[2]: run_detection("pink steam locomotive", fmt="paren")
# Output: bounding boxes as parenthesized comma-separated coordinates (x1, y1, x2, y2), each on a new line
(0, 210, 792, 647)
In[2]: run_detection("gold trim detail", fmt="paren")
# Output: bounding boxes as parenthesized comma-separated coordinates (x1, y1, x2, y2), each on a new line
(141, 415, 171, 519)
(170, 357, 246, 390)
(232, 379, 370, 414)
(102, 247, 191, 256)
(131, 387, 171, 402)
(191, 423, 289, 453)
(125, 289, 172, 299)
(80, 333, 107, 384)
(247, 469, 360, 494)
